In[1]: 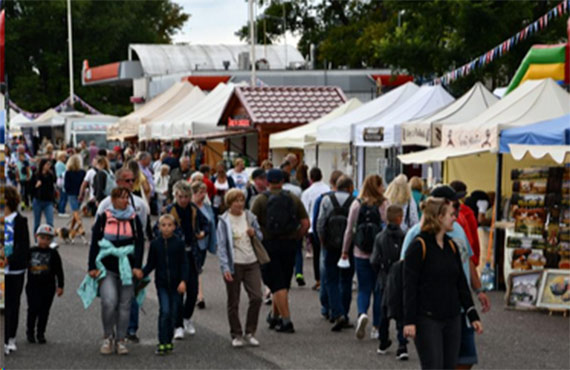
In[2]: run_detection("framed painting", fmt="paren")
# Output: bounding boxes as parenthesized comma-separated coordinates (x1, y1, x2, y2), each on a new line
(536, 269, 570, 310)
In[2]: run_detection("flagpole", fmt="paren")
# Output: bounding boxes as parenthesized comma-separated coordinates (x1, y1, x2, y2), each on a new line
(67, 0, 74, 107)
(248, 0, 256, 86)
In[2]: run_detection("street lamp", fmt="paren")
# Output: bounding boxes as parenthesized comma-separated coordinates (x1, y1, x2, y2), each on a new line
(258, 11, 287, 68)
(397, 9, 406, 28)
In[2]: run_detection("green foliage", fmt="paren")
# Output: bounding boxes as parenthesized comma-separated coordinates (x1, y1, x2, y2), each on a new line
(6, 0, 189, 115)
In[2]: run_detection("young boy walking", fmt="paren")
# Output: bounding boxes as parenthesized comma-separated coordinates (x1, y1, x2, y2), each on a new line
(143, 214, 188, 355)
(26, 225, 64, 344)
(370, 205, 409, 360)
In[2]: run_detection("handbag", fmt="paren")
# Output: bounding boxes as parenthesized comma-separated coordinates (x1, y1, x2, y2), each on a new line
(246, 212, 270, 265)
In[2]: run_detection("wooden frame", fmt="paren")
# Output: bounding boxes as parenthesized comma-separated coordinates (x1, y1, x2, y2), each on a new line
(536, 269, 570, 310)
(505, 269, 544, 310)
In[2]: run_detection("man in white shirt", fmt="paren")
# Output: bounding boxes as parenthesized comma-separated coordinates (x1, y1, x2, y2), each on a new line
(227, 158, 249, 192)
(300, 167, 330, 290)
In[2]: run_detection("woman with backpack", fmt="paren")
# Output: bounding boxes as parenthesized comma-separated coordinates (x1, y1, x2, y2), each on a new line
(341, 174, 389, 341)
(88, 187, 144, 355)
(384, 174, 419, 233)
(93, 156, 114, 204)
(403, 197, 483, 369)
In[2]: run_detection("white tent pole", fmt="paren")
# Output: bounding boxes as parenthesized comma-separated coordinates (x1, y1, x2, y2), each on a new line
(67, 0, 74, 106)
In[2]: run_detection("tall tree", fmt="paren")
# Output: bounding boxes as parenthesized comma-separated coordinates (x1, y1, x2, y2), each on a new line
(6, 0, 189, 115)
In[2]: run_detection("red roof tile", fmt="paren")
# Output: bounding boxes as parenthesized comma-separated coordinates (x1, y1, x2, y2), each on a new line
(234, 86, 346, 125)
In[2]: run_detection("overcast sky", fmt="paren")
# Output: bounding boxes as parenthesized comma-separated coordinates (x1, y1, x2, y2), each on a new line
(172, 0, 299, 45)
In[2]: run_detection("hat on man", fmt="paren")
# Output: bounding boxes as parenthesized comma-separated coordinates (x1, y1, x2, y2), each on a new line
(36, 224, 56, 237)
(251, 168, 266, 180)
(430, 185, 459, 201)
(267, 169, 284, 184)
(449, 180, 467, 199)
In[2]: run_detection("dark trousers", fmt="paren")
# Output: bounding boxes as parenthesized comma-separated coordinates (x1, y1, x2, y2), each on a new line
(5, 274, 25, 343)
(339, 251, 355, 320)
(309, 233, 321, 282)
(414, 314, 462, 370)
(224, 262, 263, 338)
(20, 180, 31, 207)
(322, 247, 345, 319)
(294, 240, 304, 276)
(378, 309, 407, 346)
(26, 282, 56, 337)
(157, 286, 181, 344)
(176, 250, 199, 327)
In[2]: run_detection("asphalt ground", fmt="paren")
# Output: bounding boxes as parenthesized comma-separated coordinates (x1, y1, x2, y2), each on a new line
(4, 212, 570, 369)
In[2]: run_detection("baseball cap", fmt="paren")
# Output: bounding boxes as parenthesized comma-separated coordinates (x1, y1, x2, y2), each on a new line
(430, 185, 459, 201)
(449, 180, 467, 199)
(251, 168, 266, 180)
(36, 224, 56, 237)
(267, 169, 284, 184)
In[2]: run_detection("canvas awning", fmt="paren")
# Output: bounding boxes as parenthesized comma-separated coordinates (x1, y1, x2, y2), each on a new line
(353, 85, 455, 147)
(401, 82, 498, 147)
(508, 144, 570, 164)
(499, 114, 570, 152)
(315, 82, 419, 145)
(399, 78, 570, 164)
(186, 128, 257, 141)
(269, 98, 362, 149)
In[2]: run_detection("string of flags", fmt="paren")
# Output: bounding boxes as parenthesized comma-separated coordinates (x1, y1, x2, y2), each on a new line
(9, 94, 103, 120)
(431, 0, 569, 86)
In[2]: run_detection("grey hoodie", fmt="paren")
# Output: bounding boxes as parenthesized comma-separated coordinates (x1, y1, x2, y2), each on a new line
(216, 210, 263, 274)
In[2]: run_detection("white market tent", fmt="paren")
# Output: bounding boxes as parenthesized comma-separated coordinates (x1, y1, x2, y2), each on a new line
(401, 82, 498, 147)
(8, 112, 32, 136)
(269, 98, 362, 150)
(353, 85, 455, 148)
(164, 82, 237, 141)
(140, 86, 206, 141)
(399, 78, 570, 164)
(315, 82, 420, 145)
(108, 81, 194, 140)
(19, 109, 65, 128)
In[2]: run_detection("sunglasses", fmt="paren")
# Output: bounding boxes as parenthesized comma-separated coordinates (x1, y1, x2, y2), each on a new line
(122, 178, 135, 183)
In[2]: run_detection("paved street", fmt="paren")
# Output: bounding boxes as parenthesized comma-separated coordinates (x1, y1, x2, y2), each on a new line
(5, 212, 570, 369)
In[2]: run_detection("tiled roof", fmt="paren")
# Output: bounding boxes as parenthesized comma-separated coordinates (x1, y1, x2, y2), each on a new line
(235, 86, 346, 125)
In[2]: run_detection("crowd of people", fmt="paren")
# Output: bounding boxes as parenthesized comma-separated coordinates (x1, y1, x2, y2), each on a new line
(4, 137, 494, 369)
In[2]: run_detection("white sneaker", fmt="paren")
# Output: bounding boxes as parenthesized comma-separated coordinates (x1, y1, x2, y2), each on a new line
(184, 319, 196, 335)
(100, 337, 114, 355)
(231, 337, 245, 348)
(244, 334, 260, 347)
(116, 340, 129, 355)
(58, 213, 71, 218)
(7, 338, 17, 352)
(355, 314, 368, 340)
(174, 327, 185, 340)
(4, 345, 10, 355)
(370, 326, 379, 339)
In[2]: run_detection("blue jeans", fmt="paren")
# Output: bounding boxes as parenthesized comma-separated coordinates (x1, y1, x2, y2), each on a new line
(339, 251, 355, 320)
(294, 240, 303, 276)
(354, 256, 381, 327)
(157, 286, 181, 344)
(57, 188, 67, 214)
(319, 249, 329, 317)
(322, 248, 345, 320)
(127, 299, 139, 335)
(33, 199, 54, 236)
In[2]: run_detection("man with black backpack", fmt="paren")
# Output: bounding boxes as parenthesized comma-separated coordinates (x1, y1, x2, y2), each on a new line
(316, 175, 354, 332)
(370, 205, 408, 360)
(251, 169, 309, 333)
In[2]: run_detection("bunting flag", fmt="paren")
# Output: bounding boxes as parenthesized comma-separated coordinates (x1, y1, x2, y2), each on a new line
(432, 0, 570, 86)
(9, 93, 102, 120)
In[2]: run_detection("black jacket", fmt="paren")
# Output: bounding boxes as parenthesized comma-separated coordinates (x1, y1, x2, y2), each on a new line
(370, 223, 404, 290)
(143, 235, 189, 290)
(8, 213, 31, 271)
(88, 211, 144, 273)
(30, 172, 56, 202)
(403, 232, 479, 325)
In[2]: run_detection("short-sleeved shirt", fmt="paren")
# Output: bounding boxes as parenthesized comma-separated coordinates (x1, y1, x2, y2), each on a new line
(251, 188, 309, 240)
(84, 168, 97, 200)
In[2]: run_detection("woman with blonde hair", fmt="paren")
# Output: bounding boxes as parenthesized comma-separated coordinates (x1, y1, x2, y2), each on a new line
(385, 174, 419, 233)
(341, 174, 389, 341)
(403, 197, 483, 369)
(217, 188, 263, 347)
(64, 155, 87, 241)
(408, 176, 425, 219)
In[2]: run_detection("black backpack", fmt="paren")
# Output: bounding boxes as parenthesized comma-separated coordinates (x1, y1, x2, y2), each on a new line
(354, 200, 383, 253)
(323, 194, 354, 251)
(264, 190, 299, 238)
